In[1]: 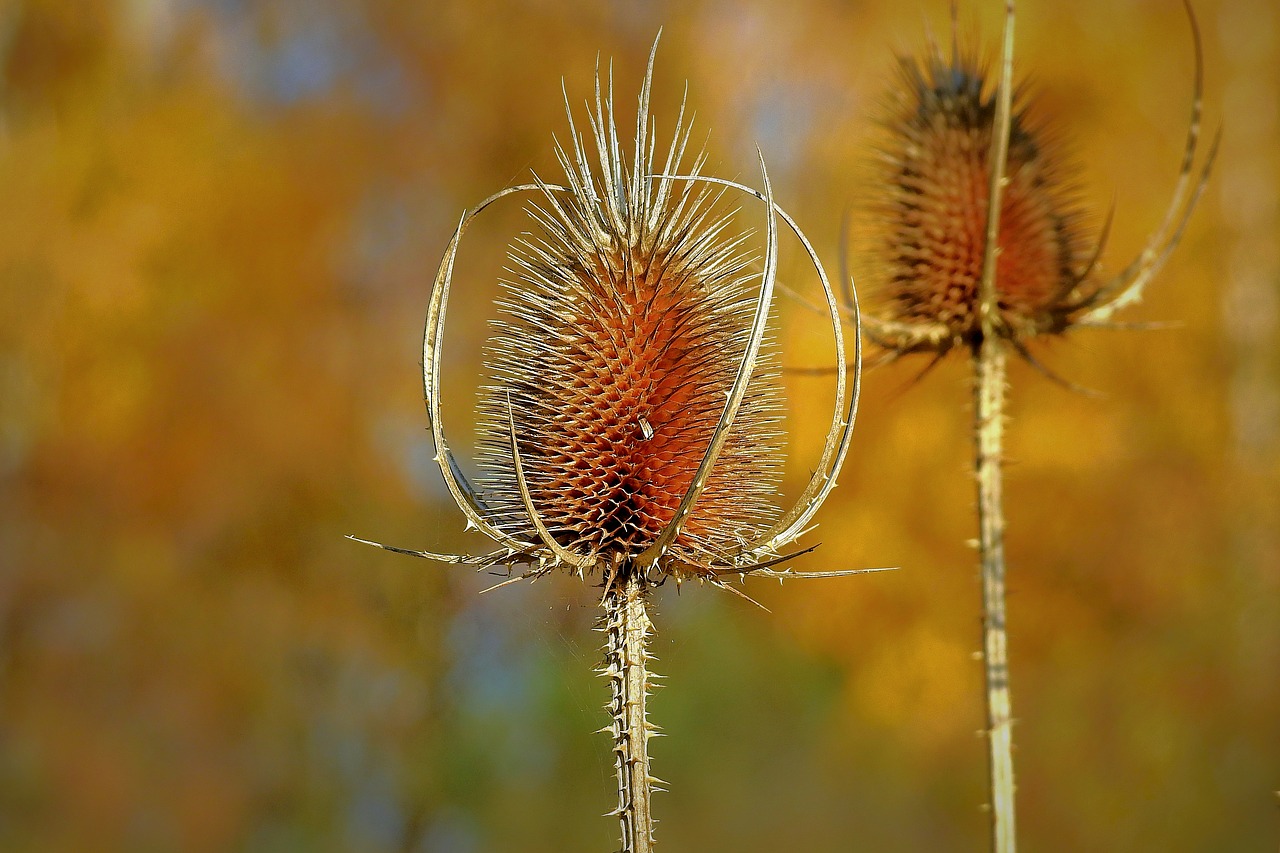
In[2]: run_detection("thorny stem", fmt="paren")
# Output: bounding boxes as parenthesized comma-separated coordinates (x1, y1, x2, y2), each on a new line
(974, 5, 1018, 851)
(602, 572, 657, 853)
(973, 339, 1016, 853)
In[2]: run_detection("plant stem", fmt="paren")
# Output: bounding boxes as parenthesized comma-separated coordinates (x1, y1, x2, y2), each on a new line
(602, 572, 657, 853)
(974, 4, 1017, 850)
(973, 338, 1016, 853)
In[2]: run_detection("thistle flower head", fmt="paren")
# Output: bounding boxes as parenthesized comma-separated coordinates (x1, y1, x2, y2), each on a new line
(860, 0, 1217, 363)
(474, 69, 786, 579)
(870, 51, 1089, 340)
(357, 37, 864, 596)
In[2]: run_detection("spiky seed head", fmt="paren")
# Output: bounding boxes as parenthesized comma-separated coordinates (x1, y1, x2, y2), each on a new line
(372, 38, 860, 592)
(473, 65, 785, 583)
(865, 49, 1093, 351)
(860, 2, 1216, 359)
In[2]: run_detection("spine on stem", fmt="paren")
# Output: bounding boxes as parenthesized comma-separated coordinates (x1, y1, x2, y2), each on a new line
(602, 573, 658, 853)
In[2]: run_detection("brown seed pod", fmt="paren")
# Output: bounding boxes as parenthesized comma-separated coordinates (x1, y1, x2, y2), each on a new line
(872, 54, 1090, 339)
(860, 0, 1218, 363)
(353, 37, 872, 596)
(475, 174, 787, 575)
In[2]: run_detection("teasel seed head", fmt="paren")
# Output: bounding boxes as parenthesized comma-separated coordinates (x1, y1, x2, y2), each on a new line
(860, 0, 1218, 363)
(475, 176, 787, 577)
(352, 36, 874, 597)
(872, 52, 1088, 340)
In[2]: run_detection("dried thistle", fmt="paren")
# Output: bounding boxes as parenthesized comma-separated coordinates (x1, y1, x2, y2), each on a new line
(853, 3, 1216, 851)
(861, 0, 1217, 366)
(353, 36, 874, 853)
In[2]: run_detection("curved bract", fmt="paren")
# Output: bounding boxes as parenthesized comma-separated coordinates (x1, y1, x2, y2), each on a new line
(1074, 0, 1219, 325)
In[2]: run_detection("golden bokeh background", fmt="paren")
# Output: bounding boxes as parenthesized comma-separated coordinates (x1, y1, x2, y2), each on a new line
(1, 0, 1276, 850)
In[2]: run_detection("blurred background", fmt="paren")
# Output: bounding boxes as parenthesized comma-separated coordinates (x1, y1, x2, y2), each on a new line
(1, 0, 1276, 850)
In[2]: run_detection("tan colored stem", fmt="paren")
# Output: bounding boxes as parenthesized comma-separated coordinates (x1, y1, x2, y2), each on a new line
(973, 340, 1016, 853)
(974, 5, 1018, 850)
(602, 573, 657, 853)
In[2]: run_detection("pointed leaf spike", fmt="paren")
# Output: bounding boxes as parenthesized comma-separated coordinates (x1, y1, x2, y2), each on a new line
(345, 535, 503, 566)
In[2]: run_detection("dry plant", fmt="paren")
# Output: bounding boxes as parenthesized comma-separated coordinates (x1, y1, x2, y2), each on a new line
(353, 36, 882, 852)
(855, 1, 1217, 850)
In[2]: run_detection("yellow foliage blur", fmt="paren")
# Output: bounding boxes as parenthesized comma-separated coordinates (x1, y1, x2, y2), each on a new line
(1, 1, 1275, 850)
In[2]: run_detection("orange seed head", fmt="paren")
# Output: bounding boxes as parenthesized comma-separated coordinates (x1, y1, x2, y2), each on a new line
(474, 77, 784, 578)
(868, 51, 1093, 347)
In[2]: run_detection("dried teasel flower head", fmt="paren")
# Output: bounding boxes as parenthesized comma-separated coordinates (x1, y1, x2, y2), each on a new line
(859, 0, 1218, 367)
(354, 36, 866, 597)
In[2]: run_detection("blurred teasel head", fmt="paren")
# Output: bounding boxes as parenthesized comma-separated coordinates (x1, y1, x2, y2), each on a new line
(859, 0, 1218, 365)
(357, 36, 861, 596)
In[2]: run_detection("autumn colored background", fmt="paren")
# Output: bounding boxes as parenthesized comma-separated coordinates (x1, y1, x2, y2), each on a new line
(2, 0, 1276, 850)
